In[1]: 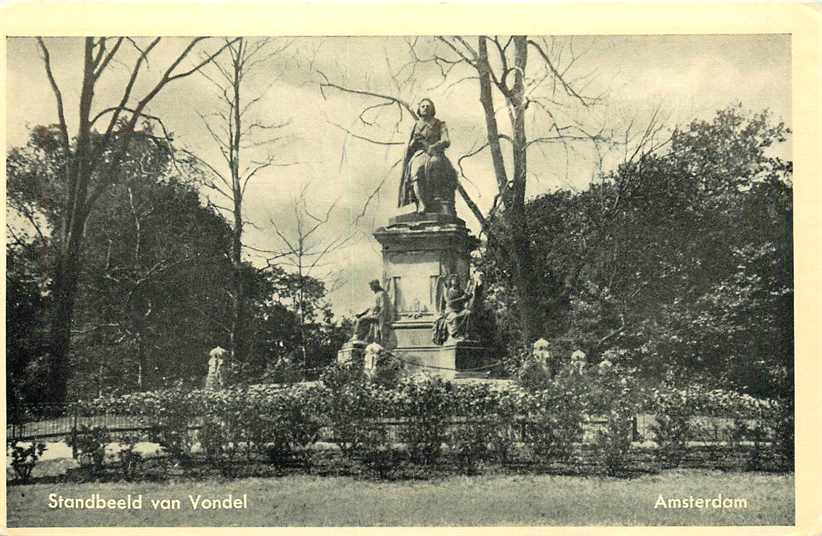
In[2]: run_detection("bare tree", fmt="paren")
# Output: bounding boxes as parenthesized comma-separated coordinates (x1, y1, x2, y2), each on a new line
(182, 37, 292, 376)
(35, 37, 238, 402)
(267, 184, 353, 364)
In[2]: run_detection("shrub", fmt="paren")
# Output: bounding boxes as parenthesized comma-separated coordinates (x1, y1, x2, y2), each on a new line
(146, 385, 198, 466)
(594, 406, 635, 476)
(68, 425, 110, 476)
(516, 357, 553, 391)
(651, 413, 689, 467)
(768, 396, 794, 471)
(199, 420, 242, 477)
(397, 376, 453, 466)
(371, 352, 405, 389)
(117, 435, 144, 480)
(452, 383, 520, 465)
(501, 346, 531, 378)
(68, 365, 790, 479)
(447, 420, 495, 474)
(589, 365, 643, 476)
(237, 385, 291, 463)
(195, 384, 328, 475)
(8, 441, 47, 483)
(524, 402, 582, 465)
(648, 382, 781, 471)
(522, 371, 585, 466)
(199, 388, 256, 477)
(650, 385, 690, 468)
(357, 426, 403, 479)
(320, 364, 374, 461)
(270, 384, 327, 471)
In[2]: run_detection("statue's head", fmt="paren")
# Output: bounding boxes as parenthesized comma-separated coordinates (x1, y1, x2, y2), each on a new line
(417, 98, 436, 118)
(447, 273, 461, 289)
(369, 279, 382, 292)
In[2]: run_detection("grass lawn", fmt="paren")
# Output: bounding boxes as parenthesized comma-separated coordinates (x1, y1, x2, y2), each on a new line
(7, 469, 793, 527)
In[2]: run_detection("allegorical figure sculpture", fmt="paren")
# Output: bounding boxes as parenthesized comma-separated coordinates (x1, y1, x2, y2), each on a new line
(532, 338, 553, 376)
(398, 98, 458, 214)
(571, 349, 588, 376)
(205, 346, 226, 390)
(432, 273, 481, 344)
(363, 342, 384, 377)
(351, 279, 392, 344)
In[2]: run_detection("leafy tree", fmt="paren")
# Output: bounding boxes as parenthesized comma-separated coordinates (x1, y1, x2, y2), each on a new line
(75, 161, 236, 395)
(7, 125, 237, 396)
(253, 266, 350, 380)
(8, 124, 349, 397)
(6, 240, 50, 408)
(30, 37, 237, 403)
(484, 105, 792, 398)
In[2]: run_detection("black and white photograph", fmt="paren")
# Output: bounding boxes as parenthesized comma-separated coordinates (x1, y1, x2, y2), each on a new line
(4, 6, 816, 529)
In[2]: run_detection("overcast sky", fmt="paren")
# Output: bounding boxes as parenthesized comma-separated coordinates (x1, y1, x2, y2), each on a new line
(5, 35, 791, 317)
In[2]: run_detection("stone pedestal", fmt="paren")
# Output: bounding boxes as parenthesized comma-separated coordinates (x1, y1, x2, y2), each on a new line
(446, 339, 491, 371)
(374, 212, 471, 321)
(398, 338, 492, 380)
(371, 212, 492, 379)
(337, 340, 366, 366)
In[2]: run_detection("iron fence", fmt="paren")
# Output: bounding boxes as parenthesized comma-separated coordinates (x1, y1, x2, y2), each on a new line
(7, 404, 770, 451)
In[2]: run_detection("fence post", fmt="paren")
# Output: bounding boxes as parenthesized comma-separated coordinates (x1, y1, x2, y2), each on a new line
(71, 406, 78, 459)
(632, 415, 639, 441)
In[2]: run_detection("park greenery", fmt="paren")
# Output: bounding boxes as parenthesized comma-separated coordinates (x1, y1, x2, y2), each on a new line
(480, 105, 792, 402)
(7, 355, 791, 486)
(7, 104, 792, 408)
(7, 124, 349, 404)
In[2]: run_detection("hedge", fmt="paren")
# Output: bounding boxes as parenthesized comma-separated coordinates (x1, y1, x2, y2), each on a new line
(61, 362, 791, 479)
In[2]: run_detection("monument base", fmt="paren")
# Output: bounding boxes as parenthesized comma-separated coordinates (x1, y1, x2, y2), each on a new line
(337, 340, 366, 366)
(392, 335, 493, 380)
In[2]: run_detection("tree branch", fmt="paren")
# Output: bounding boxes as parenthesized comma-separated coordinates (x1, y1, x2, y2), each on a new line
(93, 37, 125, 80)
(527, 38, 597, 107)
(325, 118, 405, 146)
(36, 38, 70, 153)
(318, 70, 417, 119)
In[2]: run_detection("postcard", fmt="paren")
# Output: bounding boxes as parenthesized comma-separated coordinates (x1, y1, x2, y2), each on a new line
(2, 3, 820, 535)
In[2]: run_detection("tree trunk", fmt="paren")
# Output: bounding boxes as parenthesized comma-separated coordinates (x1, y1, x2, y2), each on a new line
(477, 36, 542, 348)
(47, 249, 81, 403)
(477, 37, 509, 193)
(507, 37, 542, 347)
(46, 39, 97, 403)
(230, 202, 245, 378)
(507, 204, 542, 346)
(228, 41, 246, 378)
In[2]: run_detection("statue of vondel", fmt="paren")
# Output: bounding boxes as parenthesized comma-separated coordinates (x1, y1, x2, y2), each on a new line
(398, 98, 458, 215)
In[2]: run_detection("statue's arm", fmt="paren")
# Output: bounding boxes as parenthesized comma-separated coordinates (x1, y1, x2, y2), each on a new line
(428, 121, 451, 154)
(368, 292, 385, 319)
(406, 123, 427, 156)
